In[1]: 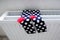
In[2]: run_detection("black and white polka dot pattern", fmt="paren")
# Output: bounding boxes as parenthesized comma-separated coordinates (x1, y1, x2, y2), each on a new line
(32, 10, 47, 33)
(33, 19, 47, 33)
(21, 10, 36, 34)
(21, 18, 36, 34)
(20, 9, 47, 34)
(32, 10, 41, 16)
(21, 9, 32, 17)
(21, 9, 41, 17)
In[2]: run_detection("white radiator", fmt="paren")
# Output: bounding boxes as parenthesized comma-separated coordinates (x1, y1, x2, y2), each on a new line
(0, 10, 60, 40)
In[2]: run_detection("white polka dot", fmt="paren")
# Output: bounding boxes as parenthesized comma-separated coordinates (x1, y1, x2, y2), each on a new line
(30, 29, 32, 31)
(40, 30, 42, 32)
(38, 17, 40, 19)
(21, 21, 24, 23)
(37, 11, 39, 12)
(33, 18, 36, 20)
(37, 14, 40, 16)
(37, 20, 40, 23)
(37, 29, 39, 30)
(24, 26, 26, 28)
(36, 24, 38, 26)
(43, 25, 46, 26)
(26, 14, 28, 15)
(35, 9, 37, 11)
(26, 19, 29, 21)
(28, 13, 30, 14)
(30, 21, 32, 23)
(29, 31, 31, 33)
(27, 27, 29, 29)
(42, 27, 44, 29)
(28, 25, 31, 27)
(33, 31, 35, 32)
(40, 22, 43, 25)
(26, 11, 28, 13)
(33, 22, 35, 24)
(35, 13, 37, 14)
(27, 15, 30, 17)
(32, 27, 34, 29)
(35, 15, 37, 17)
(25, 22, 27, 25)
(33, 11, 35, 12)
(33, 14, 35, 15)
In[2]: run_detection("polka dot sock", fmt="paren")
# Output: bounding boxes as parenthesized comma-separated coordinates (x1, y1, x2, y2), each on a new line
(21, 17, 36, 34)
(30, 9, 47, 33)
(17, 9, 36, 34)
(33, 18, 47, 33)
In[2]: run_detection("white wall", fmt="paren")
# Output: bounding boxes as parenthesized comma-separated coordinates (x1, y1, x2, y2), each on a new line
(0, 0, 60, 16)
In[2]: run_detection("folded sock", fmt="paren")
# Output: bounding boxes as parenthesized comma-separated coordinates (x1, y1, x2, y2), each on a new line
(17, 9, 36, 34)
(21, 17, 36, 34)
(30, 9, 47, 33)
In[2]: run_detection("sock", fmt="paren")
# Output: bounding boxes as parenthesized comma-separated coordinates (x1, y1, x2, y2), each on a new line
(17, 9, 36, 34)
(30, 9, 47, 33)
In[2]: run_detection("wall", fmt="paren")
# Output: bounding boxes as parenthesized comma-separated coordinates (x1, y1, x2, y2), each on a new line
(0, 0, 60, 16)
